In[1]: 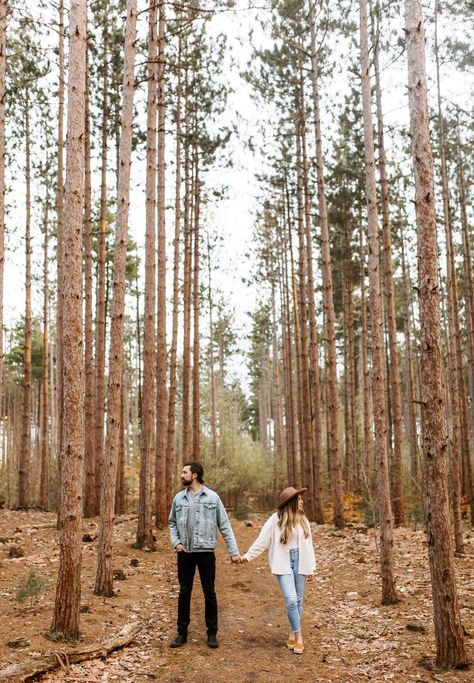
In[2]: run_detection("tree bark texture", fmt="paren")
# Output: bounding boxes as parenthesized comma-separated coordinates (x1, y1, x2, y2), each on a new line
(55, 0, 65, 505)
(166, 35, 182, 508)
(155, 0, 168, 527)
(400, 232, 420, 484)
(372, 5, 404, 525)
(83, 59, 96, 519)
(40, 199, 50, 509)
(192, 156, 201, 462)
(95, 0, 137, 597)
(457, 131, 474, 490)
(295, 124, 312, 495)
(359, 225, 372, 488)
(301, 112, 323, 520)
(0, 0, 6, 423)
(308, 1, 344, 527)
(359, 0, 398, 605)
(19, 97, 32, 509)
(181, 59, 192, 463)
(405, 0, 467, 667)
(94, 0, 110, 514)
(137, 0, 157, 550)
(207, 233, 218, 465)
(51, 0, 87, 640)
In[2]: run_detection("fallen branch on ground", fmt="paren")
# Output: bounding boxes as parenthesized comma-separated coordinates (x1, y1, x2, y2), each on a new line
(0, 622, 139, 682)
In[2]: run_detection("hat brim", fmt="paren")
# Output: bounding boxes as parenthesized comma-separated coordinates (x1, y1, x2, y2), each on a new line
(277, 487, 307, 509)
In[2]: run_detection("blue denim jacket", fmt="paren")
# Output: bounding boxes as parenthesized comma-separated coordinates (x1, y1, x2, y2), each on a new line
(168, 486, 239, 556)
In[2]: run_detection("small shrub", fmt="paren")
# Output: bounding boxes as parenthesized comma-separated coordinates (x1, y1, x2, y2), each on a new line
(15, 570, 50, 607)
(8, 545, 24, 558)
(356, 499, 378, 528)
(46, 630, 78, 645)
(233, 501, 250, 521)
(7, 637, 30, 649)
(406, 504, 426, 527)
(113, 568, 126, 580)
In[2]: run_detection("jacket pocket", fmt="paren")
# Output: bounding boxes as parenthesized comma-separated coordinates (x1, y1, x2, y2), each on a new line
(198, 502, 217, 546)
(175, 503, 188, 540)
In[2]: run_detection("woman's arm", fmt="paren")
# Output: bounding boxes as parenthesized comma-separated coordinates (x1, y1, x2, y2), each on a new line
(242, 514, 276, 562)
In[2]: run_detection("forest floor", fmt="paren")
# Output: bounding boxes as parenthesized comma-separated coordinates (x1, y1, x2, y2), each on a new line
(0, 509, 474, 682)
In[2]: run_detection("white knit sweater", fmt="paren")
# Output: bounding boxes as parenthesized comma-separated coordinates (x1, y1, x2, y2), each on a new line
(243, 512, 316, 575)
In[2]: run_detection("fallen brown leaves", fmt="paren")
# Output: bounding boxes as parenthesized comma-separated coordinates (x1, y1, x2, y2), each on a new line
(0, 509, 473, 682)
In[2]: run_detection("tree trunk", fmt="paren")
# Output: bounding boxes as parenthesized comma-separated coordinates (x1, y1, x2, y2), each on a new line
(207, 233, 218, 465)
(115, 371, 126, 515)
(434, 3, 472, 534)
(0, 0, 6, 425)
(19, 95, 32, 510)
(342, 214, 357, 493)
(50, 0, 87, 640)
(136, 0, 157, 550)
(359, 0, 398, 605)
(40, 198, 50, 510)
(399, 231, 420, 485)
(56, 0, 65, 513)
(155, 0, 167, 527)
(359, 225, 372, 489)
(280, 274, 294, 482)
(271, 286, 285, 485)
(295, 121, 312, 496)
(95, 0, 137, 597)
(181, 58, 192, 463)
(372, 3, 405, 525)
(166, 35, 183, 506)
(405, 0, 467, 667)
(308, 1, 344, 527)
(286, 185, 301, 483)
(280, 195, 296, 483)
(94, 1, 110, 514)
(192, 154, 201, 461)
(83, 57, 96, 519)
(457, 128, 474, 482)
(301, 111, 323, 522)
(433, 63, 464, 556)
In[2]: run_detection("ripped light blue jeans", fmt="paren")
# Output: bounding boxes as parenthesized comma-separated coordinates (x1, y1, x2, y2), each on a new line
(276, 548, 307, 633)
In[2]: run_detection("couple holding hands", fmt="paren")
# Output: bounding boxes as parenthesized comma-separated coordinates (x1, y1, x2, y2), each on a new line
(168, 462, 316, 655)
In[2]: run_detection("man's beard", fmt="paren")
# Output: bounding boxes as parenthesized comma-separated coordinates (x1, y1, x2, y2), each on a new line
(182, 477, 192, 487)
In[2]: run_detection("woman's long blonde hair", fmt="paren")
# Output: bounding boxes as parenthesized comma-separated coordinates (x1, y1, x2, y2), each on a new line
(277, 495, 310, 544)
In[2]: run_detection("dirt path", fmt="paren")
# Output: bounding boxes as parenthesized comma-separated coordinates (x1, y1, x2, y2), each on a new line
(1, 511, 473, 682)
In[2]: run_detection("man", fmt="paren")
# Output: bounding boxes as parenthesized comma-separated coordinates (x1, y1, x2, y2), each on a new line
(168, 461, 240, 649)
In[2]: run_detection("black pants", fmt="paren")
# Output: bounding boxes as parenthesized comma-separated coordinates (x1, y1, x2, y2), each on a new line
(177, 551, 217, 636)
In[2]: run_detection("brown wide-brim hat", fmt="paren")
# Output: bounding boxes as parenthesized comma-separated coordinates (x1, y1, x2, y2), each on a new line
(278, 486, 307, 509)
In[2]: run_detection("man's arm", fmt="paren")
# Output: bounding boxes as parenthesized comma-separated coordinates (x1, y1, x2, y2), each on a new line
(168, 497, 181, 548)
(216, 496, 239, 557)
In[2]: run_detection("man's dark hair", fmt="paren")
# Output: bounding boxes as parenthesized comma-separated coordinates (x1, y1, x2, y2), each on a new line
(183, 461, 204, 484)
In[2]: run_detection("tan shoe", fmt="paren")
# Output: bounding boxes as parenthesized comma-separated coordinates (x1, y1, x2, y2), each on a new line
(286, 638, 295, 650)
(293, 642, 304, 654)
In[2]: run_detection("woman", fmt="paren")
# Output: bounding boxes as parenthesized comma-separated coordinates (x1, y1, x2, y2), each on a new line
(241, 487, 316, 654)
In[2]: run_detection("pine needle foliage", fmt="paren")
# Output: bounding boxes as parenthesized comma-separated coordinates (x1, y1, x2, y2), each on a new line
(15, 570, 50, 607)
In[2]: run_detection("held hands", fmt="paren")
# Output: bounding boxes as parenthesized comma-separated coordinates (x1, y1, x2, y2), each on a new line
(230, 555, 248, 564)
(174, 547, 246, 561)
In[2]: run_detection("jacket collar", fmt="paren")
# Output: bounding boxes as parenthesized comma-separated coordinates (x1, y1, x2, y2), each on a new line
(182, 485, 208, 500)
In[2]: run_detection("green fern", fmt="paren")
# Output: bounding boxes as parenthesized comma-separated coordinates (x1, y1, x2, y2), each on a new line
(15, 570, 50, 607)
